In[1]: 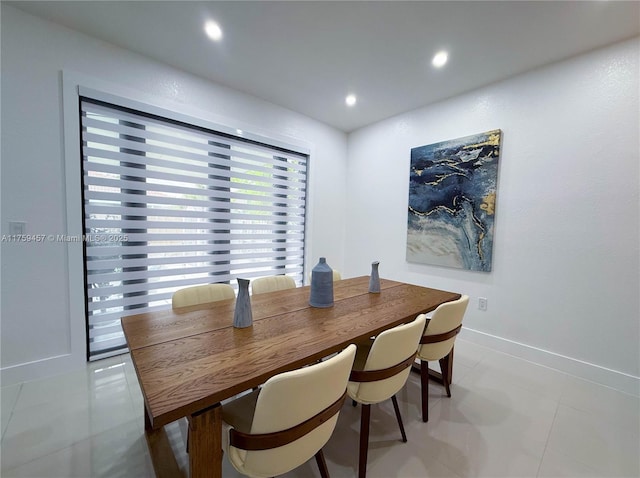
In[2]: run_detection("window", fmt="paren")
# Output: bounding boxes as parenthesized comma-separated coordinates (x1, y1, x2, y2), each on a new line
(80, 97, 308, 359)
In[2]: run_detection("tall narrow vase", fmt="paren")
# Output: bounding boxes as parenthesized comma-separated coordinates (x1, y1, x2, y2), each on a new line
(369, 261, 381, 293)
(233, 278, 253, 328)
(309, 257, 334, 308)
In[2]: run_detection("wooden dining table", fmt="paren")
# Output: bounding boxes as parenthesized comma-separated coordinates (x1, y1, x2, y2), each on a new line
(121, 276, 460, 478)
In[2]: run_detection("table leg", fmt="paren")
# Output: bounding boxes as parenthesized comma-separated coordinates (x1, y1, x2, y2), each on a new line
(144, 407, 183, 478)
(188, 403, 223, 478)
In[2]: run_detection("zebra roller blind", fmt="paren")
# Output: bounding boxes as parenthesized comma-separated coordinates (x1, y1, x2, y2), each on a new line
(80, 97, 308, 359)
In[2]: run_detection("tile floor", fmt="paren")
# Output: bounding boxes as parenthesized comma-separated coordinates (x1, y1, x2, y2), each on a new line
(1, 339, 638, 477)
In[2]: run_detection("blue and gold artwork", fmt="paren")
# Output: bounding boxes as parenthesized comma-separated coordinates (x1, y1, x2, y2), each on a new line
(407, 129, 502, 272)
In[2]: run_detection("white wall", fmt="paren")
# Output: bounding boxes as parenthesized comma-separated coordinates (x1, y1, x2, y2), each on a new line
(345, 38, 640, 395)
(2, 4, 638, 396)
(0, 5, 347, 384)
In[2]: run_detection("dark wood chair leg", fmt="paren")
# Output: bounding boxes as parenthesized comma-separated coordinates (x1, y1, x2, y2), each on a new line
(358, 404, 371, 478)
(420, 360, 429, 422)
(315, 449, 330, 478)
(448, 346, 455, 384)
(439, 353, 452, 397)
(391, 395, 407, 443)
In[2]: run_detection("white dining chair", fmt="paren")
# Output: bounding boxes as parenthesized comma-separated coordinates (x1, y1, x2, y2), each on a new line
(416, 294, 469, 422)
(347, 315, 427, 478)
(171, 283, 235, 308)
(251, 275, 296, 295)
(221, 344, 357, 477)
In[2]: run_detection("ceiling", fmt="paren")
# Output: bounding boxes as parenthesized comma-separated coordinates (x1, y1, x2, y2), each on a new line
(9, 1, 640, 132)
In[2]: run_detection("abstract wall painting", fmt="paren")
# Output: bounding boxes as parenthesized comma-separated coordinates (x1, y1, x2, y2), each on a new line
(406, 129, 502, 272)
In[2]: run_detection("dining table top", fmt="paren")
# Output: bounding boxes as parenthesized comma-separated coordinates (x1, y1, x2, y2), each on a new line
(121, 276, 461, 429)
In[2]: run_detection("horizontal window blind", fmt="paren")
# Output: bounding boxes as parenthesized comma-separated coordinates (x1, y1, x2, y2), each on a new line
(80, 97, 308, 359)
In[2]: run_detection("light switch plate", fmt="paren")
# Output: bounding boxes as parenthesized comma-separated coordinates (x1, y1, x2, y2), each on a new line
(9, 221, 26, 235)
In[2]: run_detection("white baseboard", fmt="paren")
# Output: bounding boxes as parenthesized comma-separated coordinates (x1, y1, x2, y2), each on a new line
(1, 353, 86, 386)
(460, 327, 640, 397)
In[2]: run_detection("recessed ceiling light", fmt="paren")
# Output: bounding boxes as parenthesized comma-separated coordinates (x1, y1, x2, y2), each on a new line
(204, 21, 223, 41)
(432, 51, 448, 68)
(345, 94, 357, 107)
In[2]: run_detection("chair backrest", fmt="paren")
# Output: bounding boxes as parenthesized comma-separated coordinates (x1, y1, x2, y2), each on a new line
(251, 275, 296, 295)
(349, 315, 427, 404)
(228, 344, 357, 477)
(417, 295, 469, 361)
(171, 283, 235, 308)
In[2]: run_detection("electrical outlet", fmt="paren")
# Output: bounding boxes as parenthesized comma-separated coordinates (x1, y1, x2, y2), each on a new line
(478, 297, 488, 311)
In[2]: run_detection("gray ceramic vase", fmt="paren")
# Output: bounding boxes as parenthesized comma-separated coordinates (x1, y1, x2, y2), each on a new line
(369, 261, 381, 293)
(233, 278, 253, 328)
(309, 257, 334, 308)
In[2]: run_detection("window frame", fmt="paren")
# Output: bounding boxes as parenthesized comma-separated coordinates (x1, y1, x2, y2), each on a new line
(70, 84, 311, 361)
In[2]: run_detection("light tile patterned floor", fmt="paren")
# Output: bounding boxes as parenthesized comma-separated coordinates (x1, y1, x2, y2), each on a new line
(1, 339, 638, 477)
